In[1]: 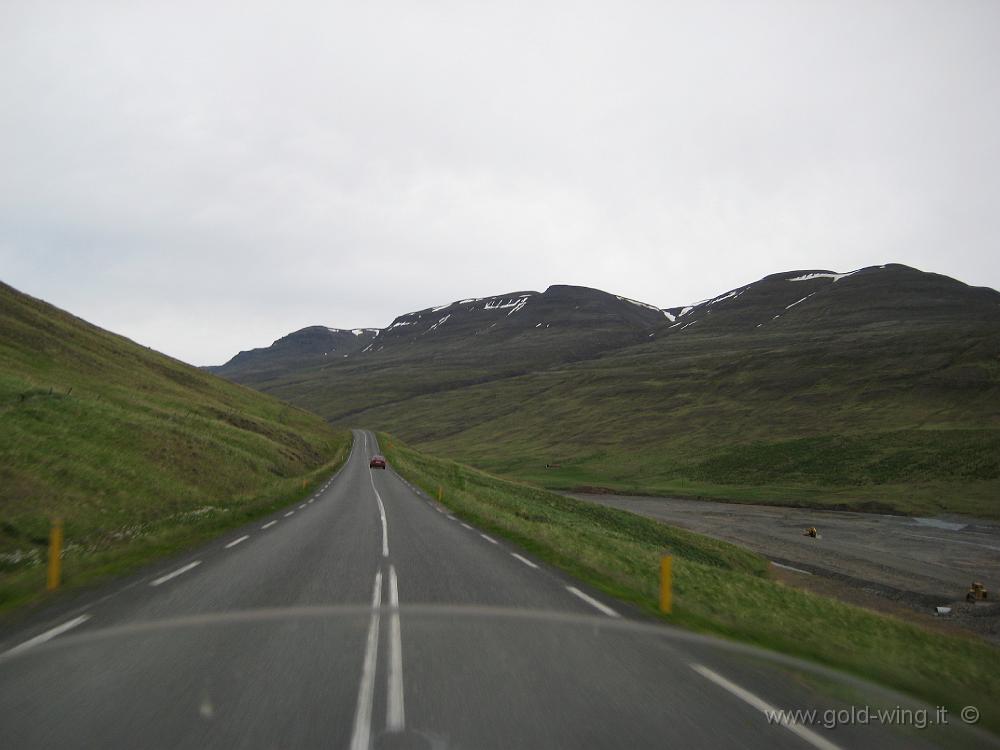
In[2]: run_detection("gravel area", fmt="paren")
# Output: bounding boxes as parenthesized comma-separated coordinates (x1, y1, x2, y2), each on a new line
(572, 493, 1000, 643)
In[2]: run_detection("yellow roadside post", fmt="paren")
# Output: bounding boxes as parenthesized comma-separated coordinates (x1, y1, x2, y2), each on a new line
(47, 518, 64, 591)
(437, 485, 443, 501)
(660, 555, 673, 614)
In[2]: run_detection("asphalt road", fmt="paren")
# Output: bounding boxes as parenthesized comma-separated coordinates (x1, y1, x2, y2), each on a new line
(0, 432, 990, 749)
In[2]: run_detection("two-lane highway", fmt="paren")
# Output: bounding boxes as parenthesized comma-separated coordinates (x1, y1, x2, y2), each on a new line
(0, 431, 987, 748)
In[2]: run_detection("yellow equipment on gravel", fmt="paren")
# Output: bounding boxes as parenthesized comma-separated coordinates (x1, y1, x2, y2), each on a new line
(966, 582, 989, 602)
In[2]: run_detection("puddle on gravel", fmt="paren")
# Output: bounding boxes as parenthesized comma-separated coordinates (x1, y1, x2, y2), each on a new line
(913, 518, 967, 532)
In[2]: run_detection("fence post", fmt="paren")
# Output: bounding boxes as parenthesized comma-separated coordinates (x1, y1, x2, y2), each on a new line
(47, 518, 64, 591)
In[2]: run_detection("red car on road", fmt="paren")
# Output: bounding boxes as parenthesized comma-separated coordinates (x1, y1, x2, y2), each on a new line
(369, 455, 386, 469)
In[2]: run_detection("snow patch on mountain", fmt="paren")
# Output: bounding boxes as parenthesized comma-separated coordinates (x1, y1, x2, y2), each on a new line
(789, 271, 858, 283)
(615, 295, 663, 313)
(484, 295, 532, 312)
(427, 314, 451, 332)
(785, 293, 815, 310)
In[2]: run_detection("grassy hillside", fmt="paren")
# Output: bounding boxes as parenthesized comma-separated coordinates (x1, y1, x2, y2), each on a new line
(0, 281, 350, 613)
(364, 319, 1000, 516)
(381, 435, 1000, 731)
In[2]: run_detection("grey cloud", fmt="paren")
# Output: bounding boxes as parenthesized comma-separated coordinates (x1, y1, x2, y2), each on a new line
(2, 0, 998, 365)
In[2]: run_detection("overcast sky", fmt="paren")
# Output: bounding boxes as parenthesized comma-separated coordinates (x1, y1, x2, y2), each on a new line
(2, 1, 998, 365)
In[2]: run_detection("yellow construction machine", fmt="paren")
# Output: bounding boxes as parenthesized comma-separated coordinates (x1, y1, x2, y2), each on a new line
(966, 582, 989, 603)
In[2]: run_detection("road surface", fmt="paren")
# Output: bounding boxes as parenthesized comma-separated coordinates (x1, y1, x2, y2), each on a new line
(0, 432, 990, 749)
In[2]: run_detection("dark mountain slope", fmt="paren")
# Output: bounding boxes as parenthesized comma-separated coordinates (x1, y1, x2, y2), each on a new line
(212, 264, 1000, 515)
(358, 266, 999, 515)
(661, 264, 1000, 335)
(212, 285, 671, 421)
(207, 326, 378, 380)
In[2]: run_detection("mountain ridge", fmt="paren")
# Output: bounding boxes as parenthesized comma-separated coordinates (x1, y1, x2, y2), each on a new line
(210, 263, 1000, 378)
(206, 262, 1000, 516)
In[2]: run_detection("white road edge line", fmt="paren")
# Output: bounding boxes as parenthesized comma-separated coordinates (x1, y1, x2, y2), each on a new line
(510, 553, 539, 569)
(565, 586, 620, 618)
(150, 561, 201, 587)
(369, 468, 389, 557)
(480, 533, 498, 545)
(460, 522, 473, 530)
(299, 504, 306, 509)
(225, 535, 249, 549)
(771, 561, 812, 575)
(349, 570, 382, 750)
(387, 565, 405, 731)
(261, 521, 277, 530)
(5, 614, 91, 656)
(284, 511, 295, 517)
(690, 664, 842, 750)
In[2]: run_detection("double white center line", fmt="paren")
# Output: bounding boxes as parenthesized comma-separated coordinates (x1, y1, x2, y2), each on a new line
(350, 566, 406, 749)
(386, 566, 405, 731)
(350, 570, 382, 750)
(369, 469, 389, 557)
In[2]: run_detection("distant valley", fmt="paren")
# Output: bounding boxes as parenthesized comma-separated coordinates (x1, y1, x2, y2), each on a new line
(210, 264, 1000, 517)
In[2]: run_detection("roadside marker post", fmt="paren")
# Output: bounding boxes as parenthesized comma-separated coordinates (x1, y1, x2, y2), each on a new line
(47, 518, 63, 591)
(437, 485, 443, 501)
(660, 555, 673, 614)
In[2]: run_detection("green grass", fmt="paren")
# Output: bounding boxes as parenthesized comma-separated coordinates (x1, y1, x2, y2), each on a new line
(381, 433, 1000, 732)
(347, 330, 1000, 516)
(0, 281, 351, 616)
(217, 270, 1000, 517)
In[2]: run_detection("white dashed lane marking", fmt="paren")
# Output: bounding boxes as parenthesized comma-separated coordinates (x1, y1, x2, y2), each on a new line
(4, 615, 92, 657)
(565, 586, 620, 618)
(150, 561, 201, 587)
(225, 535, 249, 549)
(510, 553, 539, 570)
